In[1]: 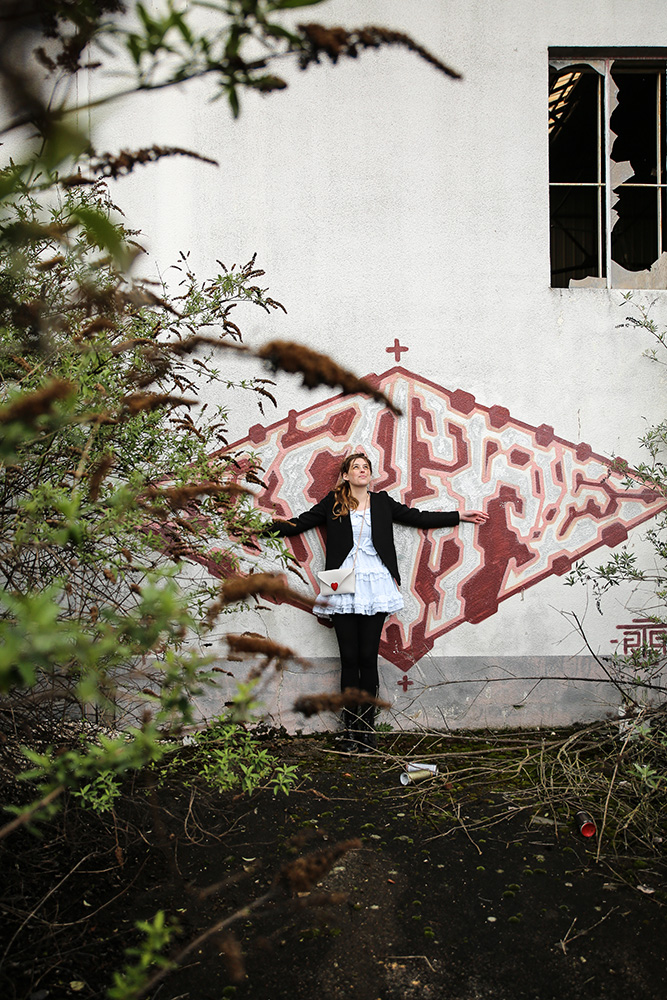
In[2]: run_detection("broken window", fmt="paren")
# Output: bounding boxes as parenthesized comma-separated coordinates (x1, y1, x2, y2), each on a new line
(549, 54, 667, 288)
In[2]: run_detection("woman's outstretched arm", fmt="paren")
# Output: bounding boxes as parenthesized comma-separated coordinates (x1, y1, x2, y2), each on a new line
(386, 494, 488, 528)
(260, 493, 330, 537)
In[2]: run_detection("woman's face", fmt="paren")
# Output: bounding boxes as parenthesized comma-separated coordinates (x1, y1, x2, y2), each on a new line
(343, 457, 372, 488)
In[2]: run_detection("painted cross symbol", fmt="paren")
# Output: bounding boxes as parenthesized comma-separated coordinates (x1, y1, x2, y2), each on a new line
(397, 674, 413, 692)
(386, 339, 409, 362)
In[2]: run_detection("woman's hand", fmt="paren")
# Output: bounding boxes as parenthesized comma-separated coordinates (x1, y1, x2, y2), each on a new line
(460, 510, 489, 524)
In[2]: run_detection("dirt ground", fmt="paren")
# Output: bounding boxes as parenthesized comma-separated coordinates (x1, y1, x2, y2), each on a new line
(2, 730, 666, 1000)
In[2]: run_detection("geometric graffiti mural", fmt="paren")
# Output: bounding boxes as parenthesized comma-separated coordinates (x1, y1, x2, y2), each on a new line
(225, 366, 666, 672)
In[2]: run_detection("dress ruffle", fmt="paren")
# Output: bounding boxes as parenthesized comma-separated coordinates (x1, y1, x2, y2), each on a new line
(314, 508, 404, 618)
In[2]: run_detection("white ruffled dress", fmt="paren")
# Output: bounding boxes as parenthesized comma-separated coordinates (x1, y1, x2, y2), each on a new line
(314, 507, 404, 618)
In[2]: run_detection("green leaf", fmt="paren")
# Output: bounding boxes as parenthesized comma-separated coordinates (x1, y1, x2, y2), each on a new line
(136, 2, 157, 33)
(228, 84, 240, 118)
(263, 23, 302, 44)
(172, 11, 194, 46)
(225, 23, 243, 60)
(0, 166, 23, 202)
(71, 205, 128, 265)
(41, 122, 90, 171)
(127, 33, 144, 65)
(272, 0, 328, 9)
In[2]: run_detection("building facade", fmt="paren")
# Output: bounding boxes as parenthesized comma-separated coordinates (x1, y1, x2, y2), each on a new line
(100, 1, 667, 730)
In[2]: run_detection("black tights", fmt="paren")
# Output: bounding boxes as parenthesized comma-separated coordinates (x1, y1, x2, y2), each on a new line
(332, 613, 387, 696)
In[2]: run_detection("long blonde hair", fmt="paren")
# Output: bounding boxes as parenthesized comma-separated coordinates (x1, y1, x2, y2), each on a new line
(332, 452, 372, 518)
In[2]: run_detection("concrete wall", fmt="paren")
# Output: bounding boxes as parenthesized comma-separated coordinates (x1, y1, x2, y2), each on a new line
(94, 1, 667, 731)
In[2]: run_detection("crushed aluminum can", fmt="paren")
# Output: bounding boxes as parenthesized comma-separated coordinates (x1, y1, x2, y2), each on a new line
(400, 769, 434, 785)
(406, 762, 438, 774)
(400, 762, 438, 785)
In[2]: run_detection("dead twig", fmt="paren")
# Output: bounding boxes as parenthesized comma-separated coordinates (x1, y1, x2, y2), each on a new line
(1, 850, 96, 963)
(596, 729, 633, 863)
(558, 907, 618, 953)
(381, 954, 437, 973)
(559, 916, 578, 954)
(0, 784, 64, 842)
(454, 802, 483, 856)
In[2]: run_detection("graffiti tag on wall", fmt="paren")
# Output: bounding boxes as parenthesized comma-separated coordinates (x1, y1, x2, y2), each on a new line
(612, 618, 667, 656)
(227, 367, 665, 671)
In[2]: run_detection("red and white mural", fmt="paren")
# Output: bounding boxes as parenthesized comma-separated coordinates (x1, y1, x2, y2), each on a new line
(226, 365, 665, 674)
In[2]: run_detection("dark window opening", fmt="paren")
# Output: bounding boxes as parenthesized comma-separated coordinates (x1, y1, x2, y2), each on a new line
(549, 56, 667, 288)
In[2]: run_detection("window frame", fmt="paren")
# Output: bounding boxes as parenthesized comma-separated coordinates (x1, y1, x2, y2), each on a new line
(549, 50, 667, 289)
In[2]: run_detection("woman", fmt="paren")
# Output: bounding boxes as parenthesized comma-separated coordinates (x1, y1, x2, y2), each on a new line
(268, 453, 488, 752)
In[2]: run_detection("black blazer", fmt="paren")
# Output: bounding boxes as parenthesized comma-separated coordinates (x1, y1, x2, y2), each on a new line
(270, 490, 459, 585)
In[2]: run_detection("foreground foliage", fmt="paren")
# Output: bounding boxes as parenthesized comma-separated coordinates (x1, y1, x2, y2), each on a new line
(0, 0, 448, 839)
(0, 171, 306, 837)
(0, 0, 428, 837)
(0, 3, 462, 995)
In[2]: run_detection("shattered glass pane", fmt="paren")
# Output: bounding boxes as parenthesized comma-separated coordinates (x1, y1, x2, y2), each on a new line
(610, 68, 660, 184)
(610, 65, 664, 274)
(549, 68, 601, 183)
(550, 56, 667, 289)
(550, 186, 604, 287)
(549, 66, 604, 286)
(611, 186, 658, 271)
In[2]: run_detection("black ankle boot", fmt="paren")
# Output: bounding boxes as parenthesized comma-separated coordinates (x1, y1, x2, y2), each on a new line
(357, 705, 377, 751)
(338, 708, 361, 753)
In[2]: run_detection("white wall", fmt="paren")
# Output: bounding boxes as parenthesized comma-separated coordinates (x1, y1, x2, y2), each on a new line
(91, 1, 667, 729)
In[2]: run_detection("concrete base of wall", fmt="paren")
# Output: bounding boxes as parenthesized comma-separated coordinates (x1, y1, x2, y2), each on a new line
(192, 656, 660, 733)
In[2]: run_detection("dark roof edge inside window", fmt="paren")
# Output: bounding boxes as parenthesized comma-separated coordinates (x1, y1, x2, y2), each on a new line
(549, 47, 667, 59)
